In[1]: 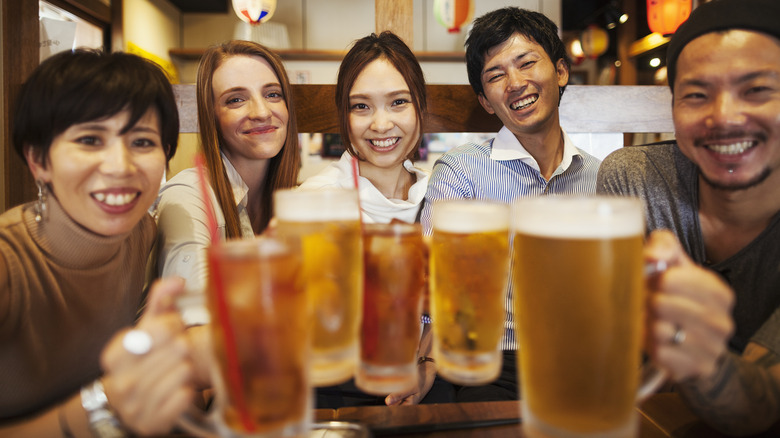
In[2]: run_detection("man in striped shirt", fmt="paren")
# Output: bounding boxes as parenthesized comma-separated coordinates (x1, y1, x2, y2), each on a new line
(421, 7, 601, 402)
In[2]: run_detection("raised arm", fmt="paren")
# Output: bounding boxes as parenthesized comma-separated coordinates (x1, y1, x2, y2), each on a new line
(0, 277, 197, 437)
(645, 230, 780, 435)
(153, 172, 225, 324)
(679, 342, 780, 436)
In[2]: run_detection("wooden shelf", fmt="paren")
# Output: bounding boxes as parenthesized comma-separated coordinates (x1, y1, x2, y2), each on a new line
(169, 48, 465, 62)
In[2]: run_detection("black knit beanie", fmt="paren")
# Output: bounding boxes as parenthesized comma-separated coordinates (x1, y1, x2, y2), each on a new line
(666, 0, 780, 88)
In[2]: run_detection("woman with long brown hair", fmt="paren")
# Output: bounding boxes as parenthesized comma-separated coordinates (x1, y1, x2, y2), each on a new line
(301, 32, 455, 408)
(152, 40, 300, 319)
(299, 31, 428, 224)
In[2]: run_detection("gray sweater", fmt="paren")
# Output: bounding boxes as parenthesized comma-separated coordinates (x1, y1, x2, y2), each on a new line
(597, 142, 780, 354)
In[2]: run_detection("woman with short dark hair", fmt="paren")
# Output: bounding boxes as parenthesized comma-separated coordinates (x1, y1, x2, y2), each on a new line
(1, 49, 196, 437)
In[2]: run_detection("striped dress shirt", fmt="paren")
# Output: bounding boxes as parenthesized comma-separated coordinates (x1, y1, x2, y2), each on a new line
(421, 126, 602, 350)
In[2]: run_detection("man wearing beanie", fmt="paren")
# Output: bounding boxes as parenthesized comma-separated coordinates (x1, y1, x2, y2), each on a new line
(598, 0, 780, 434)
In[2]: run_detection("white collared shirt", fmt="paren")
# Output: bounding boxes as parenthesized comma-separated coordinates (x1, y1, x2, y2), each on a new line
(489, 125, 579, 177)
(150, 153, 255, 324)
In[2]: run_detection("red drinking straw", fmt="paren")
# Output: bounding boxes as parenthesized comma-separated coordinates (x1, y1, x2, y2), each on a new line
(351, 156, 364, 219)
(194, 154, 255, 432)
(350, 155, 360, 191)
(195, 154, 219, 243)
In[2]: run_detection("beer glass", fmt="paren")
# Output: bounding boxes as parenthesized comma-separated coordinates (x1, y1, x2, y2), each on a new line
(181, 236, 311, 437)
(356, 222, 425, 395)
(430, 200, 510, 385)
(512, 196, 663, 438)
(274, 188, 363, 387)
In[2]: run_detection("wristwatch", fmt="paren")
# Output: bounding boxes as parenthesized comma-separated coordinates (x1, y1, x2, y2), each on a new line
(80, 379, 127, 438)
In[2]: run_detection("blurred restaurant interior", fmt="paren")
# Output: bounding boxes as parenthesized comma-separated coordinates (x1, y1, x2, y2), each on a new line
(1, 0, 693, 212)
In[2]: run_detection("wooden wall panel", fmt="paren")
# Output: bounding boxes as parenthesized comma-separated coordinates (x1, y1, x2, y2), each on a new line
(174, 84, 673, 135)
(2, 0, 39, 210)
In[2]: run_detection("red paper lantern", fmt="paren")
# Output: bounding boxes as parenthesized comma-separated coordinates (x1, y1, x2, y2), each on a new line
(433, 0, 474, 33)
(647, 0, 692, 36)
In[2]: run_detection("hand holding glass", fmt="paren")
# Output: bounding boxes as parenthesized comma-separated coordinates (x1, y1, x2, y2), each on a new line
(180, 236, 311, 438)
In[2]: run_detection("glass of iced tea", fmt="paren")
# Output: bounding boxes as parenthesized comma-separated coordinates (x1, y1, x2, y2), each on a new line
(511, 196, 663, 438)
(356, 222, 426, 395)
(273, 188, 363, 387)
(180, 236, 311, 437)
(430, 200, 510, 385)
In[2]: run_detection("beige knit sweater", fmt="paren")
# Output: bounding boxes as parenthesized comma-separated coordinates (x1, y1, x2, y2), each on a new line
(0, 196, 155, 421)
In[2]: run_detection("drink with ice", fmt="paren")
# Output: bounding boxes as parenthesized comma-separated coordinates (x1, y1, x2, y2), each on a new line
(206, 237, 310, 437)
(357, 222, 425, 395)
(274, 189, 363, 386)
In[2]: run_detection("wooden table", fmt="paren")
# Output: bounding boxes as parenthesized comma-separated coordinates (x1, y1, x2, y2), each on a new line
(311, 393, 780, 437)
(167, 393, 780, 437)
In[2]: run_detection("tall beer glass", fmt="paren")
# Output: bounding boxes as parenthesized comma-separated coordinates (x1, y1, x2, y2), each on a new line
(430, 200, 510, 385)
(512, 196, 649, 438)
(274, 188, 363, 387)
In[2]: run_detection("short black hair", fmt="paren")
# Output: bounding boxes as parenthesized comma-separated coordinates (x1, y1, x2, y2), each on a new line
(12, 49, 179, 166)
(465, 7, 569, 98)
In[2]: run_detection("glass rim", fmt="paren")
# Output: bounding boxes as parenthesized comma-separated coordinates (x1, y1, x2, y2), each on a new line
(432, 199, 510, 233)
(209, 236, 294, 259)
(273, 187, 361, 222)
(362, 221, 422, 235)
(510, 195, 645, 238)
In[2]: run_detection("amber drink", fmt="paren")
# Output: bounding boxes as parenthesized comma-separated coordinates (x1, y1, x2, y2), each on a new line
(511, 196, 645, 438)
(430, 200, 510, 385)
(356, 222, 425, 395)
(274, 188, 363, 387)
(206, 237, 310, 437)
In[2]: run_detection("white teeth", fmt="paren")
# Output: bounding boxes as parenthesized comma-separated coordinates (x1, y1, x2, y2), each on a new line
(707, 141, 755, 155)
(93, 192, 138, 206)
(370, 138, 399, 148)
(511, 95, 537, 110)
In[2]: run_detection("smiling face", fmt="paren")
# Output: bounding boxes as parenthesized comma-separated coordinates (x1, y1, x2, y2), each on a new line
(348, 58, 420, 171)
(26, 108, 166, 236)
(477, 33, 568, 140)
(212, 55, 288, 167)
(673, 30, 780, 191)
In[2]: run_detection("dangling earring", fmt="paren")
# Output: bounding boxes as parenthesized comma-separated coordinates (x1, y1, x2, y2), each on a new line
(35, 179, 48, 223)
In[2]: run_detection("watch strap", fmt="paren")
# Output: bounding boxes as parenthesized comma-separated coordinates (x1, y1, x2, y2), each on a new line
(80, 379, 127, 438)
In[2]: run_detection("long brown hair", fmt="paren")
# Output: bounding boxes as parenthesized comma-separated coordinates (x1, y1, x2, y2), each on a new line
(196, 40, 300, 238)
(336, 31, 427, 161)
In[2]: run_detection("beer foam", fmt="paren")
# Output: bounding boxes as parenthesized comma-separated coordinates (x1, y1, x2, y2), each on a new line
(275, 188, 361, 222)
(432, 200, 510, 233)
(511, 196, 645, 239)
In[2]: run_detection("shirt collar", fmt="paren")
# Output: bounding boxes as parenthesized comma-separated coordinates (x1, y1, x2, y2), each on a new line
(221, 152, 249, 208)
(489, 125, 581, 173)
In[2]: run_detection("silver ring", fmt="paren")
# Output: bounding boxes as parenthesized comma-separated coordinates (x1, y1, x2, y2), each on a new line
(122, 329, 152, 355)
(671, 326, 686, 345)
